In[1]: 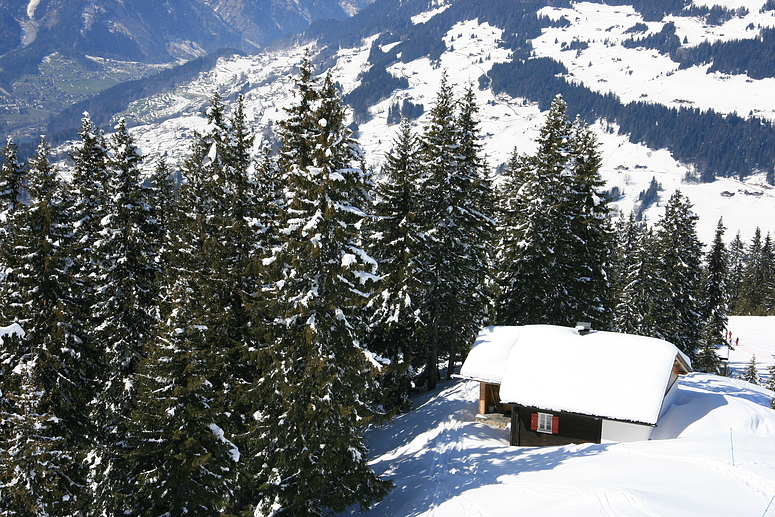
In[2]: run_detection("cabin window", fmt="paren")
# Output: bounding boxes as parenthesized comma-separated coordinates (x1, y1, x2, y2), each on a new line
(531, 412, 560, 434)
(537, 413, 553, 433)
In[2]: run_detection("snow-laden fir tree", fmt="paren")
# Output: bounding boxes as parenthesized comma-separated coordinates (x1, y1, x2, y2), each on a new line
(441, 84, 495, 378)
(496, 94, 611, 328)
(0, 137, 24, 230)
(87, 119, 165, 515)
(766, 358, 775, 408)
(0, 138, 24, 322)
(367, 116, 425, 412)
(251, 61, 391, 516)
(696, 219, 729, 373)
(414, 73, 459, 390)
(124, 95, 259, 515)
(651, 190, 704, 359)
(123, 282, 239, 515)
(413, 77, 495, 390)
(743, 354, 759, 385)
(0, 354, 74, 516)
(737, 229, 775, 315)
(0, 140, 93, 514)
(726, 231, 746, 314)
(611, 214, 659, 335)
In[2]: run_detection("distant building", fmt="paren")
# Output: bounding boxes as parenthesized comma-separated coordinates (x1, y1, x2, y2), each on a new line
(459, 325, 691, 446)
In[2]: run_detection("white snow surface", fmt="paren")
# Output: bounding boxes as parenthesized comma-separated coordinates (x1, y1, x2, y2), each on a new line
(0, 323, 24, 340)
(461, 325, 686, 425)
(352, 316, 775, 517)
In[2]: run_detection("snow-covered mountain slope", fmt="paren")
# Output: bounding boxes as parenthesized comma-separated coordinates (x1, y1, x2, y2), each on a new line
(351, 317, 775, 516)
(74, 0, 775, 244)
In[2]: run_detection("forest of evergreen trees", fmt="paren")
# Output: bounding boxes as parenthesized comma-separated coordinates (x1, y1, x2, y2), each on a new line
(0, 57, 773, 515)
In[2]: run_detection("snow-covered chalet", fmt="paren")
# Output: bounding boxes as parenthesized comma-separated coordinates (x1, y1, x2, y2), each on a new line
(459, 324, 692, 446)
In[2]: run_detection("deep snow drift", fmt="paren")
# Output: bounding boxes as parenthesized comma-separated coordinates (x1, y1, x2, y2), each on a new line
(353, 317, 775, 516)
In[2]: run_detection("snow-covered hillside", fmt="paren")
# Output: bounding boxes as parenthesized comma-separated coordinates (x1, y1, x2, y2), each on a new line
(76, 0, 775, 244)
(352, 316, 775, 516)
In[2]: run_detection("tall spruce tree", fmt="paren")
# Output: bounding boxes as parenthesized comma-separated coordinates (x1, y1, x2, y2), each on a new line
(0, 140, 92, 514)
(414, 77, 495, 389)
(696, 219, 728, 373)
(443, 84, 495, 377)
(416, 73, 459, 390)
(495, 95, 611, 328)
(737, 229, 775, 315)
(251, 64, 391, 516)
(367, 117, 425, 412)
(125, 95, 259, 515)
(726, 231, 746, 314)
(0, 137, 24, 221)
(0, 138, 24, 322)
(611, 215, 662, 335)
(88, 120, 164, 515)
(651, 190, 704, 359)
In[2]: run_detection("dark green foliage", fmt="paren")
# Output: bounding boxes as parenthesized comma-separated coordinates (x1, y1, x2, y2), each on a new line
(0, 140, 93, 514)
(735, 229, 775, 315)
(124, 93, 262, 515)
(413, 77, 495, 389)
(367, 117, 425, 411)
(696, 219, 729, 374)
(650, 191, 705, 359)
(486, 56, 775, 179)
(743, 354, 760, 385)
(495, 95, 611, 329)
(0, 138, 24, 215)
(622, 22, 681, 53)
(633, 176, 662, 221)
(88, 119, 165, 515)
(251, 61, 391, 516)
(726, 232, 746, 313)
(612, 222, 663, 336)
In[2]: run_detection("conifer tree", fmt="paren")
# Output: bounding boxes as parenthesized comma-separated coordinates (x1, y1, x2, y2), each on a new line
(65, 112, 110, 354)
(415, 73, 459, 389)
(413, 77, 495, 389)
(0, 140, 92, 514)
(496, 95, 611, 328)
(726, 231, 746, 314)
(0, 137, 23, 216)
(696, 219, 728, 373)
(0, 356, 73, 516)
(0, 137, 24, 321)
(743, 354, 760, 385)
(651, 190, 704, 359)
(765, 357, 775, 408)
(444, 84, 495, 376)
(367, 117, 425, 412)
(737, 229, 775, 315)
(88, 120, 164, 515)
(125, 95, 259, 515)
(251, 64, 391, 516)
(123, 281, 239, 515)
(611, 215, 661, 335)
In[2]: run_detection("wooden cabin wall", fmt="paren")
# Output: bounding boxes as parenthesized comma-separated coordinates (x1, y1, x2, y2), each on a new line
(511, 405, 602, 447)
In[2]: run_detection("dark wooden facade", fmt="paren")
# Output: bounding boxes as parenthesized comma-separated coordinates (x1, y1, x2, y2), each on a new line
(510, 405, 603, 447)
(478, 382, 512, 415)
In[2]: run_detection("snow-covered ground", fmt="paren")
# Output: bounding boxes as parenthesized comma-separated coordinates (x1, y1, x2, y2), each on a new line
(55, 0, 775, 245)
(353, 316, 775, 516)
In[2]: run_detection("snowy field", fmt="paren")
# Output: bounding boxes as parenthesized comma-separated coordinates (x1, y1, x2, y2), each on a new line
(108, 10, 775, 246)
(353, 316, 775, 516)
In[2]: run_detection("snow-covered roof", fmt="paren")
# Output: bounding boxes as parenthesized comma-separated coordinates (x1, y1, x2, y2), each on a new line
(460, 325, 691, 425)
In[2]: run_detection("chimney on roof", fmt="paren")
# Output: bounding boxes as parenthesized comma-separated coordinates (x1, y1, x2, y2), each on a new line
(576, 322, 592, 335)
